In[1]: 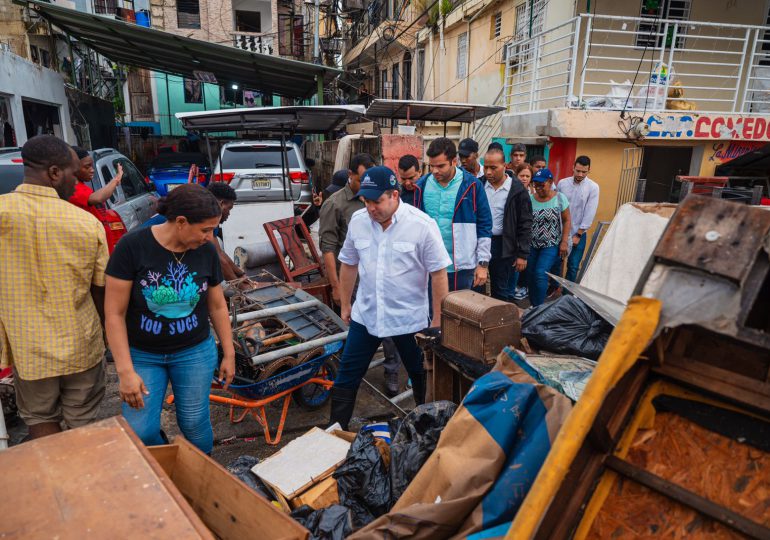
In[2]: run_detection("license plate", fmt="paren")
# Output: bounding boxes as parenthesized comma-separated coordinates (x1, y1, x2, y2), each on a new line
(251, 178, 271, 189)
(167, 184, 183, 191)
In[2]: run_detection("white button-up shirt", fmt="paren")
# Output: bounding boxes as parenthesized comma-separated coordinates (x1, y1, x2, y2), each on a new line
(338, 201, 452, 338)
(483, 176, 512, 236)
(555, 176, 600, 236)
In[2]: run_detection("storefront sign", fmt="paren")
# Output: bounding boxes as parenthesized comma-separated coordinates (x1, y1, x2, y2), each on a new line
(708, 141, 766, 163)
(645, 113, 770, 140)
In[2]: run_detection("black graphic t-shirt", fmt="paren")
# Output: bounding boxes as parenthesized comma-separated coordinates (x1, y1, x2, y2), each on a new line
(106, 227, 223, 354)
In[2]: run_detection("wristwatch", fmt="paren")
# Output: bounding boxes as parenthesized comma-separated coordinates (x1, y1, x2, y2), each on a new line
(479, 261, 489, 268)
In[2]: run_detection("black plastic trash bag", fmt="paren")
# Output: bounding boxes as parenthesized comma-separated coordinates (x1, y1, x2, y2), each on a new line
(291, 505, 353, 540)
(521, 296, 612, 360)
(333, 430, 390, 528)
(225, 455, 272, 499)
(390, 401, 458, 504)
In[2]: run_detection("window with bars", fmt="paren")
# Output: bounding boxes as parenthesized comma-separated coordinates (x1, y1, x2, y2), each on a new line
(635, 0, 691, 49)
(490, 11, 502, 40)
(391, 63, 400, 100)
(381, 69, 389, 98)
(457, 32, 468, 79)
(403, 52, 412, 100)
(176, 0, 201, 29)
(512, 0, 545, 65)
(416, 48, 425, 99)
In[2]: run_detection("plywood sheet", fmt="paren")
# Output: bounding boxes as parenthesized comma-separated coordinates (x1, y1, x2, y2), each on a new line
(0, 417, 212, 539)
(252, 427, 351, 498)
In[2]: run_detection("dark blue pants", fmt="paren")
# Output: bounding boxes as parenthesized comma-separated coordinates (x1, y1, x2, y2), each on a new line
(566, 234, 587, 283)
(447, 269, 475, 292)
(334, 320, 424, 392)
(488, 236, 512, 301)
(527, 245, 560, 307)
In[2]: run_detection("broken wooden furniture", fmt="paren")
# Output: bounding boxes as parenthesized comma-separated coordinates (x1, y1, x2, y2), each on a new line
(417, 328, 491, 404)
(507, 196, 770, 540)
(263, 216, 332, 305)
(0, 417, 308, 539)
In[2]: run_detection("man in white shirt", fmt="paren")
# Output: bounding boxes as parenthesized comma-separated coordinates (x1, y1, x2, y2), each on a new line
(555, 155, 600, 282)
(329, 166, 451, 430)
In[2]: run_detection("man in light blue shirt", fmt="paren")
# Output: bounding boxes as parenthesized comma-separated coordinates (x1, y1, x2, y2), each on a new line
(555, 155, 600, 282)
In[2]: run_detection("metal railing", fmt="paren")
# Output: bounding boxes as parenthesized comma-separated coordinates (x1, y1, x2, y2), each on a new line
(503, 14, 770, 115)
(232, 33, 275, 55)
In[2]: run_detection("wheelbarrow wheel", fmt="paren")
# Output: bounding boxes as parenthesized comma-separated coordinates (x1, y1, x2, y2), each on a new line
(293, 348, 337, 411)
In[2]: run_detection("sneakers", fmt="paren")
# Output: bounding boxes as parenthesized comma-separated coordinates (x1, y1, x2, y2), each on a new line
(513, 286, 529, 300)
(384, 370, 400, 397)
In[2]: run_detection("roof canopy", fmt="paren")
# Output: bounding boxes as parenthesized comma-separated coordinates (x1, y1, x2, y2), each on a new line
(366, 99, 505, 123)
(17, 0, 341, 99)
(176, 105, 366, 133)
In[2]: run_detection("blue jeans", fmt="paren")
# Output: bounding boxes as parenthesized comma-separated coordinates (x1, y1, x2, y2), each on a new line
(447, 269, 475, 292)
(527, 245, 560, 307)
(488, 236, 512, 301)
(335, 320, 424, 392)
(122, 336, 218, 453)
(566, 234, 587, 283)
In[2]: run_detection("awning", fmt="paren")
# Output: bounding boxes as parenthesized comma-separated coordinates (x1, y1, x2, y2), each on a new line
(176, 105, 366, 133)
(366, 99, 505, 123)
(17, 0, 341, 99)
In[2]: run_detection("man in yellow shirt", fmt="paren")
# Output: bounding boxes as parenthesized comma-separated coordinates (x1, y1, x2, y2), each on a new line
(0, 135, 109, 440)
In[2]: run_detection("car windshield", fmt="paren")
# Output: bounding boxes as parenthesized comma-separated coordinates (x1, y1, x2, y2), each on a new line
(222, 146, 300, 169)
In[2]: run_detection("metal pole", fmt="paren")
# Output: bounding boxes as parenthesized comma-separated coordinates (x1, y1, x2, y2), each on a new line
(164, 73, 172, 135)
(738, 28, 757, 114)
(317, 75, 324, 105)
(66, 33, 77, 88)
(251, 332, 348, 365)
(280, 125, 288, 201)
(578, 15, 592, 106)
(236, 299, 322, 322)
(205, 134, 213, 171)
(313, 0, 321, 63)
(568, 17, 581, 107)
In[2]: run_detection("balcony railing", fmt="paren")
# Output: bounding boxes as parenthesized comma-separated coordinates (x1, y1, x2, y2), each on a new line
(232, 33, 274, 55)
(503, 14, 770, 115)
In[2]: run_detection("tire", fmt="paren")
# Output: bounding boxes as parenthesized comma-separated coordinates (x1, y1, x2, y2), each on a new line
(293, 350, 337, 410)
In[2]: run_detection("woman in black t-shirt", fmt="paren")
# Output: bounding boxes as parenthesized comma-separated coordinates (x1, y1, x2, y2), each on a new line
(105, 184, 235, 453)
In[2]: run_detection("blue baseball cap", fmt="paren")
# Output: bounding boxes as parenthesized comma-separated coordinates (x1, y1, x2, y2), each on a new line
(532, 168, 554, 183)
(356, 165, 399, 200)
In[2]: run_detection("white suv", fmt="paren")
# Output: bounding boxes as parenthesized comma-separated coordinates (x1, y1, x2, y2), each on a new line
(211, 140, 313, 207)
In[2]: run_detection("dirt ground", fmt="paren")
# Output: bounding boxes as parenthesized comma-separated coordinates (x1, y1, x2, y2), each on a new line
(6, 350, 409, 466)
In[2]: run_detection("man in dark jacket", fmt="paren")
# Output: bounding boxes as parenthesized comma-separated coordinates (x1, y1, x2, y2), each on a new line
(483, 147, 532, 301)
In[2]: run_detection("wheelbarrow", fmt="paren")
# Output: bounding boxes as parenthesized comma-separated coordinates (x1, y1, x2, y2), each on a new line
(169, 341, 341, 445)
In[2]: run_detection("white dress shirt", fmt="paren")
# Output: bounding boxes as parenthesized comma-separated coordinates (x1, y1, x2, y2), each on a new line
(483, 176, 512, 236)
(338, 201, 452, 338)
(555, 176, 600, 236)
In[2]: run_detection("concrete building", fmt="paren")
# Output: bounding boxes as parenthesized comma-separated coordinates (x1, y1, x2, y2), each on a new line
(499, 0, 770, 225)
(0, 49, 76, 145)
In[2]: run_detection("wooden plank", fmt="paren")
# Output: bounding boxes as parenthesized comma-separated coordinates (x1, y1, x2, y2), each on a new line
(432, 349, 455, 402)
(0, 417, 212, 539)
(147, 444, 179, 477)
(653, 196, 770, 284)
(290, 476, 339, 510)
(653, 363, 770, 413)
(604, 455, 770, 540)
(168, 437, 309, 540)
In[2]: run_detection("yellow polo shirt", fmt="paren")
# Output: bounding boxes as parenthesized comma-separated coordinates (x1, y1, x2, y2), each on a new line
(0, 184, 109, 380)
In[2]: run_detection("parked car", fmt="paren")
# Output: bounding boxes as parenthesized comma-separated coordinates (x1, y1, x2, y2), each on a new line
(91, 148, 158, 230)
(1, 147, 156, 252)
(146, 152, 211, 196)
(0, 148, 23, 195)
(211, 140, 313, 206)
